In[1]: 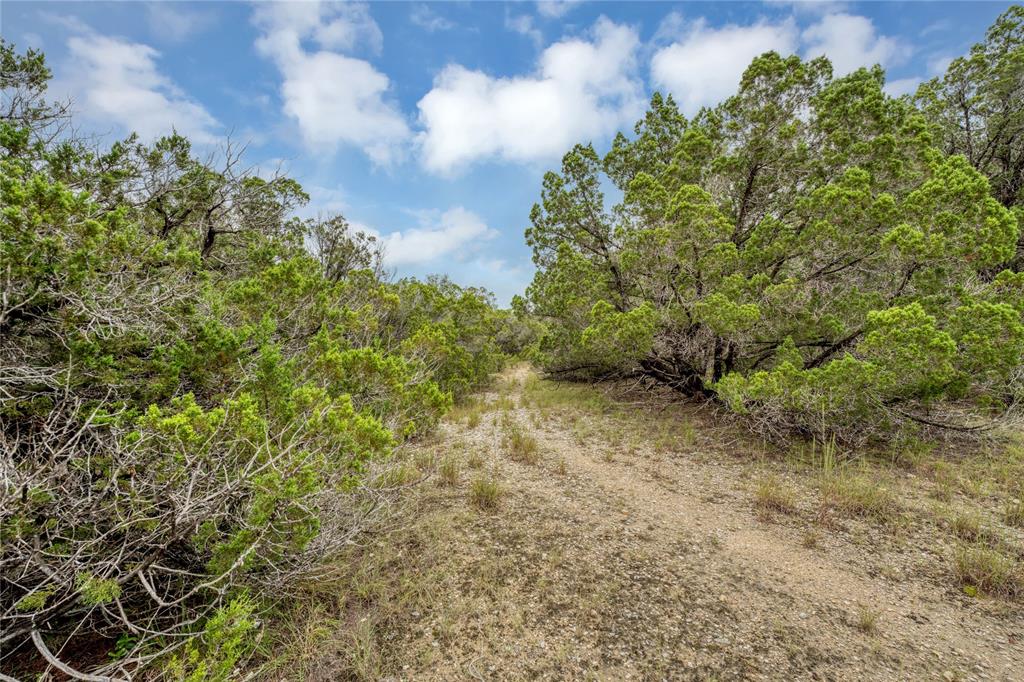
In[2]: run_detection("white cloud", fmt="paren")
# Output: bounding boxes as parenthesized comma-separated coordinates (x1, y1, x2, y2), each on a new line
(22, 32, 44, 49)
(362, 207, 498, 267)
(59, 31, 219, 143)
(146, 3, 217, 43)
(927, 54, 953, 76)
(884, 76, 921, 97)
(802, 12, 909, 75)
(417, 17, 644, 173)
(536, 0, 583, 19)
(410, 4, 455, 32)
(506, 13, 543, 47)
(253, 1, 409, 165)
(651, 17, 798, 114)
(764, 0, 849, 16)
(453, 257, 534, 306)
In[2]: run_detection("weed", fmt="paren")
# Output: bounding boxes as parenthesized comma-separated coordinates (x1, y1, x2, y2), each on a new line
(470, 477, 502, 510)
(502, 419, 540, 465)
(754, 476, 797, 514)
(466, 451, 484, 469)
(953, 543, 1022, 598)
(555, 458, 568, 476)
(1002, 500, 1024, 529)
(853, 605, 880, 634)
(820, 472, 897, 522)
(438, 457, 460, 487)
(466, 409, 482, 429)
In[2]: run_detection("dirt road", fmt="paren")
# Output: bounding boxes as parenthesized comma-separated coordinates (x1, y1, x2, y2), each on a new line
(295, 365, 1023, 681)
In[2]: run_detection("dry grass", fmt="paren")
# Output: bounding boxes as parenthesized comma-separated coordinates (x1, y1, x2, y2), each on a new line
(466, 451, 484, 469)
(852, 605, 880, 634)
(521, 374, 614, 413)
(801, 529, 821, 549)
(438, 456, 460, 487)
(1002, 500, 1024, 529)
(470, 477, 502, 510)
(820, 472, 898, 523)
(502, 419, 540, 465)
(953, 543, 1022, 598)
(753, 475, 798, 514)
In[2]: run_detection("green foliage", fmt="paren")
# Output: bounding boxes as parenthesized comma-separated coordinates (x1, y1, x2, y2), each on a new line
(76, 573, 122, 607)
(526, 40, 1023, 441)
(915, 6, 1023, 215)
(167, 595, 259, 682)
(0, 42, 505, 678)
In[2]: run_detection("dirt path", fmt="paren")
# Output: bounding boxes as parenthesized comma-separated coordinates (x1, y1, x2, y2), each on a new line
(294, 365, 1023, 681)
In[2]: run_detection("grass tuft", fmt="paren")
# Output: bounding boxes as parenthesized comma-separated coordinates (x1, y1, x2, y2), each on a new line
(820, 472, 897, 522)
(754, 475, 797, 514)
(502, 419, 540, 465)
(469, 477, 502, 510)
(1002, 500, 1024, 529)
(438, 456, 460, 487)
(953, 543, 1022, 598)
(853, 605, 880, 634)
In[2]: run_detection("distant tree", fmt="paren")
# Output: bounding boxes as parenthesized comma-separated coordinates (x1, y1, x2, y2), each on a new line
(526, 52, 1022, 442)
(915, 6, 1024, 264)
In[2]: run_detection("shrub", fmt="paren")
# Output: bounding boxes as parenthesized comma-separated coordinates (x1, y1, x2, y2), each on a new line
(0, 41, 504, 678)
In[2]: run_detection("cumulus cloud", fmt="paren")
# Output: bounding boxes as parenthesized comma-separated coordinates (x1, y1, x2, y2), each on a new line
(651, 16, 798, 114)
(802, 12, 910, 75)
(361, 207, 498, 267)
(884, 77, 921, 97)
(651, 11, 912, 113)
(417, 17, 644, 173)
(59, 31, 219, 143)
(253, 1, 409, 166)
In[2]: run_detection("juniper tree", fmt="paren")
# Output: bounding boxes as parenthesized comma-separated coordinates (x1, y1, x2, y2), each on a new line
(526, 52, 1022, 441)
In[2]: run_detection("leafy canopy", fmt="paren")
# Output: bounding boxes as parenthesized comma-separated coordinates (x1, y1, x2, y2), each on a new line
(526, 48, 1022, 441)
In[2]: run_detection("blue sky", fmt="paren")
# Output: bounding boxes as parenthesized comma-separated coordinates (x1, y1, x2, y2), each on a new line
(2, 1, 1014, 303)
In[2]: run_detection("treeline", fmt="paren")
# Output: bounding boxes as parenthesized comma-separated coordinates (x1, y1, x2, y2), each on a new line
(0, 42, 527, 678)
(525, 7, 1024, 443)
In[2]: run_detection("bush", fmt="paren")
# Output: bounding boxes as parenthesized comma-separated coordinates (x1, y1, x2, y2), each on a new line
(524, 39, 1023, 443)
(0, 40, 504, 678)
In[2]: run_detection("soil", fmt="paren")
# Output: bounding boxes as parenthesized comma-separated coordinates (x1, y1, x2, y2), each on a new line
(292, 365, 1024, 682)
